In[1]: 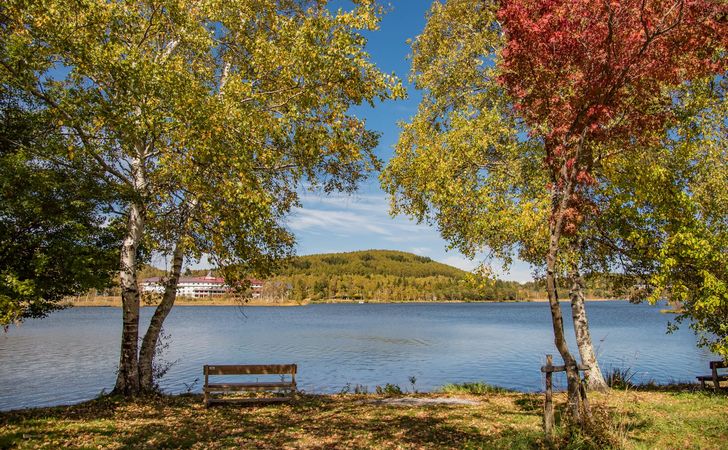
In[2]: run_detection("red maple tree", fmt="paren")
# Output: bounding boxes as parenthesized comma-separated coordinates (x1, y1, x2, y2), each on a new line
(497, 0, 726, 419)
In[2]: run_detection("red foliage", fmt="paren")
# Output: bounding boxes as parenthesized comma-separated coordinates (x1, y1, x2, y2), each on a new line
(498, 0, 726, 152)
(497, 0, 727, 233)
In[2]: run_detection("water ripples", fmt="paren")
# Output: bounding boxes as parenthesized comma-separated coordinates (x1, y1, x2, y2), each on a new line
(0, 301, 715, 410)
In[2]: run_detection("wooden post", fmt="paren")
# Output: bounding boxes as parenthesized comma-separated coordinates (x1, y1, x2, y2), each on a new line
(544, 354, 554, 436)
(579, 378, 590, 418)
(291, 365, 297, 396)
(203, 365, 209, 408)
(711, 362, 720, 390)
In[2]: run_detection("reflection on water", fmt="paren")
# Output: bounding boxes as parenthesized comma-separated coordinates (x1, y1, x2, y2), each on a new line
(0, 301, 715, 410)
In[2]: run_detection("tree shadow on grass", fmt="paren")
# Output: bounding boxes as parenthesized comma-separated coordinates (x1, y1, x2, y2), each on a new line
(209, 396, 545, 449)
(0, 394, 124, 425)
(1, 394, 548, 449)
(514, 396, 542, 413)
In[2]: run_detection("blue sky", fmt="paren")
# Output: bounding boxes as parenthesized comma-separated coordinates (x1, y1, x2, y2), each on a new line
(287, 1, 535, 282)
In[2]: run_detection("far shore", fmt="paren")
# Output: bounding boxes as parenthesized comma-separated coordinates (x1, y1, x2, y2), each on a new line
(66, 296, 623, 308)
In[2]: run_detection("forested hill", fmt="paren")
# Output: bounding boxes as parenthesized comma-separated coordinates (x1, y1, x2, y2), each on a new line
(279, 250, 467, 278)
(266, 250, 529, 302)
(139, 250, 617, 302)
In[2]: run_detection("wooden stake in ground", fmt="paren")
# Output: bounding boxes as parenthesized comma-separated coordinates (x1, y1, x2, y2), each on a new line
(541, 354, 590, 435)
(543, 354, 554, 436)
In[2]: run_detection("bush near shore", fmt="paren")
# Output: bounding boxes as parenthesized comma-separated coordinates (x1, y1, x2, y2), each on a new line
(1, 386, 726, 449)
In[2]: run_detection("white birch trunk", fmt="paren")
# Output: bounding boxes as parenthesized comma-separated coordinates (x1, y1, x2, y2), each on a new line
(569, 270, 609, 390)
(113, 199, 145, 395)
(138, 238, 185, 391)
(113, 152, 147, 396)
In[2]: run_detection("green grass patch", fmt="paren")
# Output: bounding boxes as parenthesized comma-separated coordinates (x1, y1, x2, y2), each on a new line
(439, 382, 513, 394)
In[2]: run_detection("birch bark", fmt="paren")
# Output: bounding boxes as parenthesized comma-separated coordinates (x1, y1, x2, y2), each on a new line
(113, 152, 147, 396)
(113, 199, 145, 395)
(138, 238, 185, 391)
(543, 151, 585, 423)
(569, 265, 609, 390)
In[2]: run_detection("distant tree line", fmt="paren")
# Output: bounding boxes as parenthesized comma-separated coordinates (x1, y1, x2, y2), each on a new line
(257, 250, 625, 302)
(133, 250, 630, 303)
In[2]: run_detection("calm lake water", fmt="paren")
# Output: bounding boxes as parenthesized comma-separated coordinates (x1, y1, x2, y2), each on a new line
(0, 301, 716, 411)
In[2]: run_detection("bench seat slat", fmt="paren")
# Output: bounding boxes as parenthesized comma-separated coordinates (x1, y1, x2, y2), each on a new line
(206, 382, 294, 392)
(205, 364, 296, 375)
(207, 397, 293, 405)
(696, 375, 728, 381)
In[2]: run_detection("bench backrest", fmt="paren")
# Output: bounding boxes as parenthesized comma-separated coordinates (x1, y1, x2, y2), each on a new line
(710, 360, 727, 373)
(204, 364, 297, 376)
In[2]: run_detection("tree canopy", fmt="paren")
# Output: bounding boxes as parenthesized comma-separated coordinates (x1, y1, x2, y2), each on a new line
(0, 0, 404, 394)
(383, 0, 726, 418)
(0, 92, 118, 327)
(591, 77, 728, 359)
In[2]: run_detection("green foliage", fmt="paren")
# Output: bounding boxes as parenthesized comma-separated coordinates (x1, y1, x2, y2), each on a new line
(281, 250, 466, 278)
(139, 250, 622, 302)
(605, 367, 637, 391)
(0, 93, 119, 326)
(268, 250, 528, 302)
(0, 0, 404, 392)
(374, 383, 402, 395)
(383, 0, 728, 362)
(590, 77, 728, 360)
(380, 0, 548, 270)
(0, 0, 404, 282)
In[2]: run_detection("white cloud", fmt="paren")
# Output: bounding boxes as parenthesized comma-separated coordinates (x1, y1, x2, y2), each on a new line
(440, 255, 478, 272)
(286, 188, 535, 282)
(298, 192, 388, 214)
(288, 208, 394, 237)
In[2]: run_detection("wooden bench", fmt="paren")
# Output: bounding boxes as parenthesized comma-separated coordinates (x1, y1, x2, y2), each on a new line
(203, 364, 297, 407)
(696, 360, 727, 389)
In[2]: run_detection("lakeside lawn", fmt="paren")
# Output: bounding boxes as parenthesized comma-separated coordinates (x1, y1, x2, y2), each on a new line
(1, 387, 726, 449)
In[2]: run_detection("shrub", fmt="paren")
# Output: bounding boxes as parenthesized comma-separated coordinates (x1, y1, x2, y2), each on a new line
(606, 367, 636, 390)
(375, 383, 403, 395)
(553, 403, 627, 449)
(439, 382, 511, 394)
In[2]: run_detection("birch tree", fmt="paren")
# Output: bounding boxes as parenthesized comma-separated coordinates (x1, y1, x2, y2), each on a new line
(1, 0, 402, 395)
(383, 0, 725, 422)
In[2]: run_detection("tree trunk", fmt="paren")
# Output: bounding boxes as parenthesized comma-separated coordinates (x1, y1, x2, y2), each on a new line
(113, 200, 145, 396)
(545, 239, 583, 423)
(543, 159, 586, 424)
(569, 266, 609, 391)
(138, 238, 185, 392)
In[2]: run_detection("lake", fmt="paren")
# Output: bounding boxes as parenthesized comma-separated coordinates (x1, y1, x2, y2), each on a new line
(0, 301, 715, 411)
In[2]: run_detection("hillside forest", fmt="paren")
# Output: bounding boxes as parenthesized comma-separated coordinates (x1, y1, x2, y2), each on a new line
(135, 250, 619, 303)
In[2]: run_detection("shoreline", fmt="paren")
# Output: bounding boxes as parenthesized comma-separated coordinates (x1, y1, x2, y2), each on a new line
(65, 297, 623, 308)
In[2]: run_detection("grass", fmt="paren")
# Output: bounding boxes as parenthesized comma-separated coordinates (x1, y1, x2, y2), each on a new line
(0, 388, 726, 449)
(605, 367, 640, 390)
(439, 382, 513, 394)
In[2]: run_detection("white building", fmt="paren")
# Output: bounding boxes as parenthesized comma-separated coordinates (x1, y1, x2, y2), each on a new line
(141, 275, 264, 298)
(141, 274, 227, 298)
